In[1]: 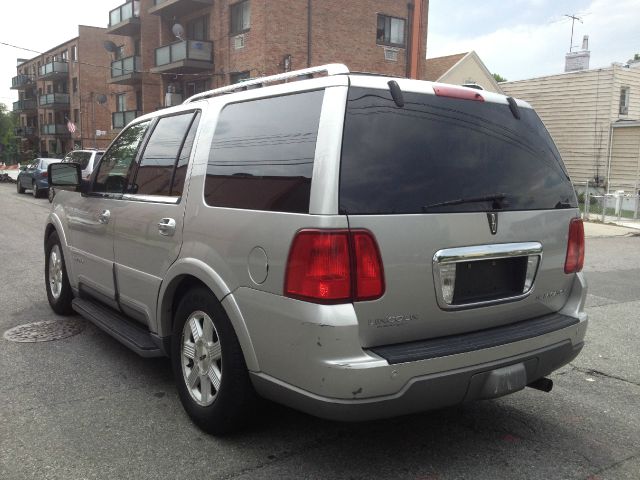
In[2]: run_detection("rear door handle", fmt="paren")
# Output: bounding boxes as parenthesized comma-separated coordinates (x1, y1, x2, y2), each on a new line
(98, 209, 111, 224)
(158, 218, 176, 236)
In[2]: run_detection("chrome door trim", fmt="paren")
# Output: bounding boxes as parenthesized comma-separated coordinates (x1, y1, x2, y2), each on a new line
(122, 194, 180, 204)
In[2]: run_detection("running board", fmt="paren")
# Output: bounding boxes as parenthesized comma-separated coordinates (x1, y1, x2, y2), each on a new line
(72, 298, 163, 358)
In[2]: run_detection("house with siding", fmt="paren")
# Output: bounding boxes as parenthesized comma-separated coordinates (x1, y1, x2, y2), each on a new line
(425, 51, 503, 94)
(501, 61, 640, 194)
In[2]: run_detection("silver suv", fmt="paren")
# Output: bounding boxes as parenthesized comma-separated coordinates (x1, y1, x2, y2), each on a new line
(46, 64, 587, 435)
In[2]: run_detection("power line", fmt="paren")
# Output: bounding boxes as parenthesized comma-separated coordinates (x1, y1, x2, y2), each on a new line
(0, 40, 226, 78)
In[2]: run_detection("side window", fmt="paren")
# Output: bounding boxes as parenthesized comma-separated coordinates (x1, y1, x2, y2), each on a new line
(205, 90, 324, 213)
(172, 112, 201, 197)
(131, 112, 198, 197)
(93, 121, 150, 194)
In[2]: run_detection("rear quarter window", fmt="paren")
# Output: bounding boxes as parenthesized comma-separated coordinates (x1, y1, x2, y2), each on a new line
(204, 90, 324, 213)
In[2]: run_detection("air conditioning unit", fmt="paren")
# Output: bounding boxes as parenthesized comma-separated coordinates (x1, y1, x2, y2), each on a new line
(165, 92, 183, 107)
(384, 47, 399, 62)
(234, 34, 246, 50)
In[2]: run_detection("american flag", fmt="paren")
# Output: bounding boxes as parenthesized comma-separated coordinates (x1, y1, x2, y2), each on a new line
(67, 120, 77, 134)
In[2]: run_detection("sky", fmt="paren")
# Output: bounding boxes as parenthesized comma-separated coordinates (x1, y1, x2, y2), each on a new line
(1, 0, 639, 109)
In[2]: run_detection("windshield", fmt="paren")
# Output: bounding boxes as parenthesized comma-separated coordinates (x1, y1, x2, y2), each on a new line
(339, 87, 577, 214)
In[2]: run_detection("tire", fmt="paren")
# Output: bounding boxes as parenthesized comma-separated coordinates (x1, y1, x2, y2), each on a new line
(32, 181, 39, 198)
(45, 231, 74, 315)
(171, 287, 257, 435)
(17, 179, 25, 194)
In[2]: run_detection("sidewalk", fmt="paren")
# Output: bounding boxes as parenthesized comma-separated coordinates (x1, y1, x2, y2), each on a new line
(584, 220, 640, 238)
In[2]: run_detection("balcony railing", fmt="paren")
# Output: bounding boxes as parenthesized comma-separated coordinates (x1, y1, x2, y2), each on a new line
(108, 0, 141, 35)
(154, 40, 213, 72)
(11, 75, 35, 90)
(13, 99, 37, 111)
(39, 61, 69, 78)
(110, 56, 142, 82)
(41, 124, 70, 136)
(150, 0, 213, 17)
(14, 126, 37, 137)
(112, 110, 141, 129)
(39, 93, 71, 108)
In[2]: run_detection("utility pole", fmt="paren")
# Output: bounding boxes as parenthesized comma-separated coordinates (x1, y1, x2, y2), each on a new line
(564, 14, 583, 52)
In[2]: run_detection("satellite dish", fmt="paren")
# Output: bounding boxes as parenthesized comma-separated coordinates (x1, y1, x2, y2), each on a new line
(172, 23, 185, 40)
(96, 94, 108, 105)
(103, 41, 118, 53)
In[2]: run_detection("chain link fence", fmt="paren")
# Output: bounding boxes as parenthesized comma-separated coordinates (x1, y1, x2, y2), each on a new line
(579, 189, 640, 226)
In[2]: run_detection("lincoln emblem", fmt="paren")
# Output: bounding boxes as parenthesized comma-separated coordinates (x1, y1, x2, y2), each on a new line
(487, 212, 498, 235)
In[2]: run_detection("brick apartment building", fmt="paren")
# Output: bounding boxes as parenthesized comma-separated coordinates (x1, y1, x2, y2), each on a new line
(13, 0, 429, 158)
(11, 26, 124, 157)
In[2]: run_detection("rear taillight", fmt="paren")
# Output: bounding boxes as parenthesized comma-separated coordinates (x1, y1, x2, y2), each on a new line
(433, 85, 484, 102)
(41, 171, 48, 178)
(564, 218, 585, 274)
(284, 229, 384, 303)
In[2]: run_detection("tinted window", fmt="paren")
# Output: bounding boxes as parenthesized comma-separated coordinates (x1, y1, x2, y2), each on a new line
(205, 91, 324, 213)
(133, 113, 196, 196)
(172, 112, 200, 197)
(72, 152, 92, 169)
(339, 88, 577, 214)
(94, 121, 150, 194)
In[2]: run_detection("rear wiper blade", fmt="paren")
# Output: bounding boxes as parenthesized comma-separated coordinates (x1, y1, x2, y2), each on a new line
(422, 193, 507, 211)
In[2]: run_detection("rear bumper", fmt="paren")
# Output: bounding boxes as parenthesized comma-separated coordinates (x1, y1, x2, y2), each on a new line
(251, 340, 583, 422)
(227, 274, 588, 421)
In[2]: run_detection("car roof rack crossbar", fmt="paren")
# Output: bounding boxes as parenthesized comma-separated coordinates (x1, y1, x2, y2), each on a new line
(183, 63, 350, 104)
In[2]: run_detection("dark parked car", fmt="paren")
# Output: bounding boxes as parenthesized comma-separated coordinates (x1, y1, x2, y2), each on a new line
(16, 158, 62, 197)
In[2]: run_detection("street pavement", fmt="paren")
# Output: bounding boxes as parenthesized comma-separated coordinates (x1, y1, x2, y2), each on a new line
(0, 182, 638, 480)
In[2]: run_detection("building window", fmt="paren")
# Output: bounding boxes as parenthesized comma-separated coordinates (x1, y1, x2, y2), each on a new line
(60, 50, 68, 62)
(73, 109, 79, 123)
(619, 87, 630, 115)
(72, 77, 78, 93)
(116, 94, 126, 112)
(230, 1, 250, 35)
(71, 45, 77, 61)
(134, 39, 141, 56)
(135, 90, 142, 112)
(185, 79, 210, 97)
(376, 14, 406, 47)
(188, 15, 209, 40)
(230, 71, 250, 84)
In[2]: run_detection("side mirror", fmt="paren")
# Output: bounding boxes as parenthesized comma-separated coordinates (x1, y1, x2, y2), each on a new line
(48, 162, 82, 190)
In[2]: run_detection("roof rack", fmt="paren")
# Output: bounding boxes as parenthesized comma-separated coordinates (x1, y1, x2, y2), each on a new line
(183, 63, 350, 104)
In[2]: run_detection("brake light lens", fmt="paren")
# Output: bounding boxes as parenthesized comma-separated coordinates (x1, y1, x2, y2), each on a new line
(284, 229, 384, 303)
(433, 85, 484, 102)
(41, 171, 48, 178)
(564, 218, 585, 274)
(352, 231, 385, 300)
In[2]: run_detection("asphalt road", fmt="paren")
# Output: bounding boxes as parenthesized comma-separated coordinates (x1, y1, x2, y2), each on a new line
(1, 183, 639, 480)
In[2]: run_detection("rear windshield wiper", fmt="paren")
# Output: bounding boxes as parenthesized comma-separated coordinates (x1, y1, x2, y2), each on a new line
(422, 193, 507, 211)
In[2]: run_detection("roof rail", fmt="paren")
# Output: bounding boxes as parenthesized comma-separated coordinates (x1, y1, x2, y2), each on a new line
(183, 63, 350, 104)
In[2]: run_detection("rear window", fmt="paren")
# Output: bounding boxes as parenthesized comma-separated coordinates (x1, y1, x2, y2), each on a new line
(204, 90, 324, 213)
(339, 88, 577, 214)
(73, 152, 92, 170)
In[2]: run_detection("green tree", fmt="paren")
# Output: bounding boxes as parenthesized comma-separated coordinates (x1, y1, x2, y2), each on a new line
(493, 73, 507, 83)
(0, 104, 17, 164)
(634, 53, 640, 61)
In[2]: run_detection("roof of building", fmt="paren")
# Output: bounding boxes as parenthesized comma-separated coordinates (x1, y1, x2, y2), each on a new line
(424, 52, 468, 81)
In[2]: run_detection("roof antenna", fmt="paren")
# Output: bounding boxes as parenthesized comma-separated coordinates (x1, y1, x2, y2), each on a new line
(388, 80, 404, 108)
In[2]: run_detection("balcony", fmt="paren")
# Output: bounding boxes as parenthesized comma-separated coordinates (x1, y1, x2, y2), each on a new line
(14, 126, 37, 137)
(12, 99, 37, 112)
(11, 74, 35, 90)
(108, 0, 141, 36)
(39, 61, 69, 80)
(112, 110, 142, 129)
(39, 93, 71, 109)
(109, 56, 142, 85)
(40, 124, 71, 136)
(151, 40, 213, 74)
(149, 0, 212, 17)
